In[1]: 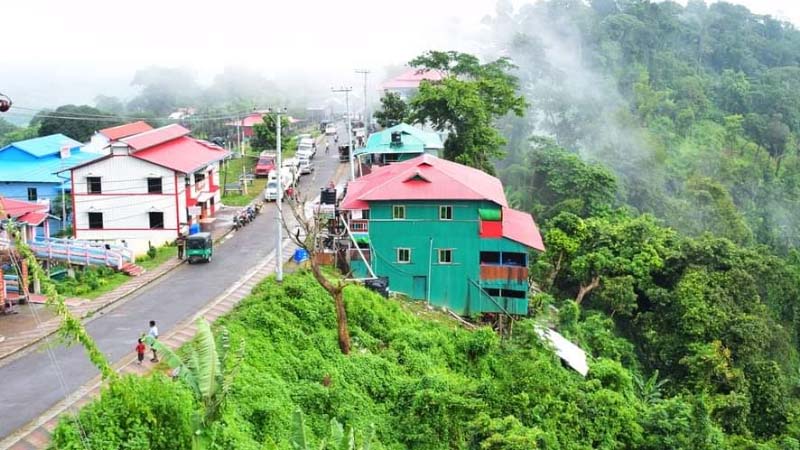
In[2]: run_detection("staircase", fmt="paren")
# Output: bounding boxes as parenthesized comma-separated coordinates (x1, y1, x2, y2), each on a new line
(121, 263, 145, 277)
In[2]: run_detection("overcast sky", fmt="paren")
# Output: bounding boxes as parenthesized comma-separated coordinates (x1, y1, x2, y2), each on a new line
(3, 0, 800, 109)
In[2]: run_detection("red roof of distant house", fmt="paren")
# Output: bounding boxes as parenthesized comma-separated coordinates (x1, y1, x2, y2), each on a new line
(226, 112, 264, 128)
(99, 121, 154, 141)
(121, 124, 191, 151)
(502, 207, 545, 251)
(381, 68, 445, 90)
(132, 136, 229, 174)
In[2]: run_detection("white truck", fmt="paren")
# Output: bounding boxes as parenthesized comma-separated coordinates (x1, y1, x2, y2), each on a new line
(264, 167, 297, 201)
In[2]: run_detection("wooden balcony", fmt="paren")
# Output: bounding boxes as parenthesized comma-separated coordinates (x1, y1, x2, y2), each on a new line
(480, 264, 528, 282)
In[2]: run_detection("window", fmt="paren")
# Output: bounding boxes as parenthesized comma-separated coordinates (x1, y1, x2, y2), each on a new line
(149, 212, 164, 229)
(87, 177, 102, 194)
(479, 251, 501, 265)
(438, 249, 453, 264)
(392, 205, 406, 220)
(147, 177, 163, 194)
(88, 212, 103, 229)
(361, 209, 370, 220)
(27, 187, 37, 202)
(351, 221, 367, 231)
(397, 248, 411, 264)
(439, 205, 452, 220)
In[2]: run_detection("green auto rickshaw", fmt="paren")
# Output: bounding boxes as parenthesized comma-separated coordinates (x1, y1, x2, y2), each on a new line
(186, 232, 213, 263)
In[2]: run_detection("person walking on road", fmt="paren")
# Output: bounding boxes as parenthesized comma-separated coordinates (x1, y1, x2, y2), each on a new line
(136, 338, 146, 365)
(148, 320, 159, 362)
(176, 233, 186, 260)
(325, 142, 330, 154)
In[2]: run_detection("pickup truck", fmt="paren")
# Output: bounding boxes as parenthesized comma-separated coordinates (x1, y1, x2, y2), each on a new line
(254, 151, 277, 177)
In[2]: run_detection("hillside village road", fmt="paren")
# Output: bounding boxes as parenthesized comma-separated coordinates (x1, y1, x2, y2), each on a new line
(0, 128, 347, 440)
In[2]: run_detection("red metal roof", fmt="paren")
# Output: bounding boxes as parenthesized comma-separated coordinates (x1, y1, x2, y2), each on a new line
(226, 113, 264, 128)
(502, 207, 545, 251)
(132, 136, 229, 174)
(98, 121, 153, 141)
(18, 211, 48, 226)
(121, 124, 190, 151)
(343, 154, 507, 207)
(0, 198, 49, 226)
(381, 68, 445, 90)
(0, 197, 47, 218)
(340, 154, 544, 250)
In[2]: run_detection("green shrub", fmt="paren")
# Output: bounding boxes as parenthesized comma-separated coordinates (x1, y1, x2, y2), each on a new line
(49, 375, 196, 450)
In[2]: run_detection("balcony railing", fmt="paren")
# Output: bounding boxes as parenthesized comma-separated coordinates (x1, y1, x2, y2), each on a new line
(479, 264, 528, 282)
(350, 219, 369, 232)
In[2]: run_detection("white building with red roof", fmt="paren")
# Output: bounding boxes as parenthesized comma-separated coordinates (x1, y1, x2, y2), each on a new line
(82, 121, 154, 154)
(64, 124, 229, 254)
(339, 154, 544, 316)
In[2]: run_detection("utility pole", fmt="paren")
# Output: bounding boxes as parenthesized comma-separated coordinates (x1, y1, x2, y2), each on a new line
(355, 69, 370, 133)
(268, 107, 287, 282)
(332, 87, 355, 180)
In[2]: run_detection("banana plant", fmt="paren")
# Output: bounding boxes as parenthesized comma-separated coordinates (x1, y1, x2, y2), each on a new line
(145, 317, 244, 428)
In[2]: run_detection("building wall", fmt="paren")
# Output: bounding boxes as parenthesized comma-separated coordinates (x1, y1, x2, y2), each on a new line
(72, 155, 184, 255)
(360, 199, 530, 315)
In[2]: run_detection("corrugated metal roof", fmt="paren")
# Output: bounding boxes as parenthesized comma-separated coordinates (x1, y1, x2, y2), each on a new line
(502, 207, 545, 251)
(535, 327, 589, 376)
(121, 124, 190, 151)
(356, 123, 443, 157)
(0, 197, 48, 218)
(342, 154, 506, 207)
(99, 121, 153, 141)
(131, 136, 230, 174)
(1, 134, 82, 158)
(0, 151, 101, 183)
(341, 154, 544, 250)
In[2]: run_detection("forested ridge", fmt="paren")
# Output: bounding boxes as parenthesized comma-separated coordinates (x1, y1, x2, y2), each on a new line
(46, 1, 800, 449)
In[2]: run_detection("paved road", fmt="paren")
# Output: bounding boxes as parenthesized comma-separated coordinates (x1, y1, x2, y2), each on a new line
(0, 126, 346, 439)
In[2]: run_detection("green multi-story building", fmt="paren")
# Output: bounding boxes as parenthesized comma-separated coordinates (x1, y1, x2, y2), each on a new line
(354, 123, 443, 166)
(340, 154, 544, 315)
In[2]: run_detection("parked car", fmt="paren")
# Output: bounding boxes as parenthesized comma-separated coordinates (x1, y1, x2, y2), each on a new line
(325, 125, 337, 135)
(254, 151, 276, 177)
(298, 154, 314, 175)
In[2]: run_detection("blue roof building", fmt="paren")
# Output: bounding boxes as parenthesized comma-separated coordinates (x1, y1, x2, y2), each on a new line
(0, 134, 99, 234)
(354, 123, 444, 165)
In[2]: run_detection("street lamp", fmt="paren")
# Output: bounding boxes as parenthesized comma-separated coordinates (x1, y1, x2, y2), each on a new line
(267, 107, 287, 282)
(331, 87, 355, 181)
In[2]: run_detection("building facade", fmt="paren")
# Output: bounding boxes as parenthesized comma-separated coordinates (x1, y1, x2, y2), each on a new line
(341, 154, 544, 316)
(66, 124, 228, 254)
(0, 134, 98, 235)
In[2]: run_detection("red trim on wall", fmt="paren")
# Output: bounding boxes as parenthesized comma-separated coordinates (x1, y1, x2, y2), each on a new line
(75, 227, 178, 231)
(479, 220, 503, 238)
(174, 174, 181, 237)
(74, 193, 173, 197)
(70, 170, 77, 239)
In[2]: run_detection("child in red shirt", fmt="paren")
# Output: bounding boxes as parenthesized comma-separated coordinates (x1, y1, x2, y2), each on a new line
(136, 338, 146, 365)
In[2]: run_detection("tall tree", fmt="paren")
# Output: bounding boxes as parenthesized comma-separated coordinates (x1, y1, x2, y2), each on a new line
(408, 51, 527, 173)
(37, 105, 119, 142)
(374, 92, 408, 128)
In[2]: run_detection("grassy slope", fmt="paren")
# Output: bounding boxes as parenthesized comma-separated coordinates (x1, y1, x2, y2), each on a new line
(211, 272, 636, 450)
